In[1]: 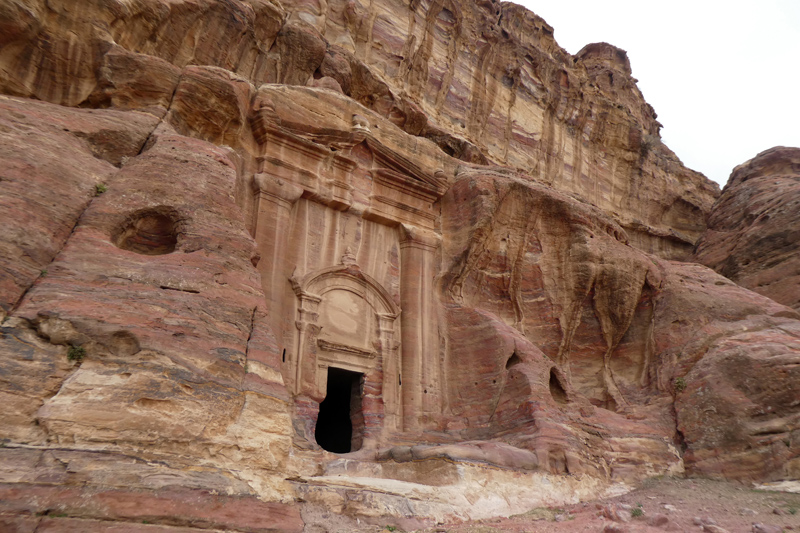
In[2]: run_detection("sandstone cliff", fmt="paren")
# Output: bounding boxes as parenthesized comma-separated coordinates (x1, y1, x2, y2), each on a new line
(0, 0, 797, 530)
(0, 0, 717, 259)
(695, 147, 800, 310)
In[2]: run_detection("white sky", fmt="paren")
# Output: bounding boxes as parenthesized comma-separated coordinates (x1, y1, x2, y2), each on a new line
(512, 0, 800, 186)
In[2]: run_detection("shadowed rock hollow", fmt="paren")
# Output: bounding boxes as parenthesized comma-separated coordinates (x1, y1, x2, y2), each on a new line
(0, 0, 798, 530)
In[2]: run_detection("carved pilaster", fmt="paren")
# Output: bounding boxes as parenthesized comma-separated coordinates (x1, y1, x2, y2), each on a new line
(292, 292, 321, 395)
(252, 174, 304, 214)
(377, 312, 401, 430)
(251, 174, 305, 370)
(398, 224, 442, 431)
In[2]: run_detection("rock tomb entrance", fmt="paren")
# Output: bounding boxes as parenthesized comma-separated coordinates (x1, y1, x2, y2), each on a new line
(315, 367, 365, 453)
(250, 114, 448, 451)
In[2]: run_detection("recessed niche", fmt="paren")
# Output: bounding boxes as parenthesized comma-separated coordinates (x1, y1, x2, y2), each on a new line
(113, 207, 180, 255)
(549, 369, 568, 405)
(506, 352, 522, 369)
(109, 330, 140, 357)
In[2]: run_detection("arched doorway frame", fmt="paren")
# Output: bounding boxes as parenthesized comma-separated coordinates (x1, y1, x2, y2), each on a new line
(290, 263, 402, 435)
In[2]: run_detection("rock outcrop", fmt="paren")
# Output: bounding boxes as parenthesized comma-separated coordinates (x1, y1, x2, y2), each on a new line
(0, 0, 717, 259)
(0, 0, 797, 530)
(695, 147, 800, 310)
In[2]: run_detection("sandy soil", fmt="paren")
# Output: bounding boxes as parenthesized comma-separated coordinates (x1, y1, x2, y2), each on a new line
(305, 478, 800, 533)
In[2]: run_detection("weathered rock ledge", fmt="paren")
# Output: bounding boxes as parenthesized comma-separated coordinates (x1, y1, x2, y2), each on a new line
(0, 0, 797, 530)
(0, 0, 718, 259)
(695, 146, 800, 310)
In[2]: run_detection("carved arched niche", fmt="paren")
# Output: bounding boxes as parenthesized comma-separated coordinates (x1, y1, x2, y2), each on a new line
(290, 261, 402, 440)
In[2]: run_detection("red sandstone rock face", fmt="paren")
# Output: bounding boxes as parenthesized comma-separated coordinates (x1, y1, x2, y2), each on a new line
(0, 463, 303, 532)
(0, 96, 159, 321)
(0, 0, 717, 259)
(439, 168, 800, 483)
(652, 261, 800, 481)
(695, 147, 800, 310)
(0, 0, 797, 527)
(0, 98, 296, 526)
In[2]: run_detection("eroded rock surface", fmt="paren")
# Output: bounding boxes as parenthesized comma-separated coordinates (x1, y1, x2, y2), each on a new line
(695, 147, 800, 310)
(0, 0, 717, 259)
(0, 0, 797, 530)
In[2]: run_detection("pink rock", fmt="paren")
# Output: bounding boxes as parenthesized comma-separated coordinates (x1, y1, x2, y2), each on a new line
(695, 147, 800, 310)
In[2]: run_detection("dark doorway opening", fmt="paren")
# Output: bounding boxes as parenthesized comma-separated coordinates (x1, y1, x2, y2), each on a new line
(315, 367, 364, 453)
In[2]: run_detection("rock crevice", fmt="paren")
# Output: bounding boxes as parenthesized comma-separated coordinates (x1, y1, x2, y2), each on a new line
(0, 0, 797, 528)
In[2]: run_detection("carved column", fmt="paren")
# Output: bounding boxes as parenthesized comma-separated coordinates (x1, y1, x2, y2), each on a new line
(377, 312, 400, 431)
(291, 291, 321, 395)
(398, 224, 441, 430)
(252, 173, 304, 373)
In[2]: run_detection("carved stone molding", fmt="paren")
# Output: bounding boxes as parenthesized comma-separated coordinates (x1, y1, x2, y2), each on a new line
(399, 223, 441, 251)
(294, 264, 401, 318)
(317, 339, 376, 359)
(290, 263, 401, 422)
(252, 174, 304, 207)
(256, 127, 356, 211)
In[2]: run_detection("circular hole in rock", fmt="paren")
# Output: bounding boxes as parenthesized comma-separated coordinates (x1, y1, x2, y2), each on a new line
(109, 330, 140, 357)
(113, 207, 180, 255)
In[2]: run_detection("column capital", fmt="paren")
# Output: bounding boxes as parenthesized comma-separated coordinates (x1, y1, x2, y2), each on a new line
(398, 224, 441, 250)
(252, 173, 304, 205)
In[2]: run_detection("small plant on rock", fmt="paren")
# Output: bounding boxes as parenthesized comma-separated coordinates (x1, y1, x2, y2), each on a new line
(631, 504, 644, 518)
(67, 345, 86, 362)
(94, 183, 108, 196)
(674, 376, 687, 392)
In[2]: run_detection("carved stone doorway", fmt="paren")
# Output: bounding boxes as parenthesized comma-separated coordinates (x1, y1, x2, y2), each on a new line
(315, 367, 364, 453)
(290, 262, 401, 443)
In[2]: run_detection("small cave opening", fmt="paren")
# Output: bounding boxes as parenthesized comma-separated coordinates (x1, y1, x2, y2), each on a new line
(604, 395, 618, 412)
(315, 367, 364, 454)
(506, 352, 522, 369)
(549, 368, 568, 404)
(113, 207, 180, 255)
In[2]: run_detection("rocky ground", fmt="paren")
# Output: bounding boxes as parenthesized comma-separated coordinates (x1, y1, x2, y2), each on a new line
(1, 2, 799, 532)
(320, 478, 800, 533)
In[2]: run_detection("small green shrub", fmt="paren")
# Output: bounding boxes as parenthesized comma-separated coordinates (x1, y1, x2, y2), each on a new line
(94, 183, 108, 196)
(67, 345, 86, 362)
(631, 506, 644, 518)
(640, 134, 660, 159)
(674, 377, 687, 392)
(788, 507, 797, 515)
(40, 269, 47, 277)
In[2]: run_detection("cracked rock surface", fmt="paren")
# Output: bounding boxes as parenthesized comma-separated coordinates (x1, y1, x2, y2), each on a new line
(0, 0, 798, 530)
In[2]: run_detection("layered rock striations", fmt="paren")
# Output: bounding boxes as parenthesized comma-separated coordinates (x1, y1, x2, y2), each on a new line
(1, 0, 717, 259)
(695, 147, 800, 310)
(0, 0, 798, 530)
